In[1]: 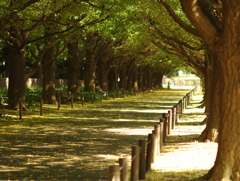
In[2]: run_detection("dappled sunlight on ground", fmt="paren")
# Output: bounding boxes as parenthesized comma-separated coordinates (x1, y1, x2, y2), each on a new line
(1, 89, 202, 180)
(148, 89, 218, 181)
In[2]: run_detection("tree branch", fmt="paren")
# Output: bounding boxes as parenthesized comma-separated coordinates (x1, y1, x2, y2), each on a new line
(157, 0, 200, 37)
(180, 0, 218, 46)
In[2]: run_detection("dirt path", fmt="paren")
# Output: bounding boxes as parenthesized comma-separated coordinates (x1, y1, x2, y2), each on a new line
(146, 92, 218, 181)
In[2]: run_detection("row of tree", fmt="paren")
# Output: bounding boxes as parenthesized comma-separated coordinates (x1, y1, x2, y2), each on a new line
(0, 0, 183, 109)
(1, 0, 239, 180)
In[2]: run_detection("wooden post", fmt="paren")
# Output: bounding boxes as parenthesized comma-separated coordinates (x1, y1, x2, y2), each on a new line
(119, 158, 128, 181)
(176, 104, 179, 124)
(91, 92, 94, 104)
(81, 93, 84, 106)
(40, 98, 43, 116)
(183, 96, 186, 109)
(100, 93, 103, 101)
(138, 140, 146, 180)
(154, 124, 160, 154)
(58, 94, 61, 111)
(109, 165, 120, 181)
(172, 107, 176, 130)
(160, 118, 166, 143)
(146, 134, 153, 172)
(19, 100, 22, 119)
(131, 146, 139, 181)
(159, 122, 164, 150)
(168, 110, 172, 135)
(151, 130, 157, 163)
(179, 100, 182, 114)
(70, 93, 73, 108)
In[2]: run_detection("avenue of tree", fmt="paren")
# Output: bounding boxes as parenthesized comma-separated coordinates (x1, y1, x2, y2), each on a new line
(0, 0, 239, 180)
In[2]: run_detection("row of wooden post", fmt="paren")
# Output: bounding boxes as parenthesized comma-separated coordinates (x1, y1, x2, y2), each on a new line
(108, 86, 197, 181)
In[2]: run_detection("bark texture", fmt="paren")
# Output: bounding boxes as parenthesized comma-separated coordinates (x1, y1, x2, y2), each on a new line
(67, 41, 80, 96)
(84, 53, 96, 92)
(42, 42, 57, 104)
(7, 45, 27, 109)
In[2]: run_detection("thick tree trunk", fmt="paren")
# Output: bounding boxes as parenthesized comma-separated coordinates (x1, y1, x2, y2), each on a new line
(7, 45, 27, 110)
(42, 43, 57, 104)
(84, 52, 96, 92)
(97, 55, 109, 92)
(138, 66, 143, 90)
(132, 63, 138, 92)
(126, 71, 133, 91)
(119, 63, 128, 90)
(199, 59, 219, 142)
(67, 41, 80, 96)
(145, 68, 153, 89)
(108, 67, 118, 90)
(207, 8, 240, 181)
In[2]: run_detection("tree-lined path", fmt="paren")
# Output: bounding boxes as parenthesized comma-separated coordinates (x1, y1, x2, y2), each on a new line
(1, 89, 190, 180)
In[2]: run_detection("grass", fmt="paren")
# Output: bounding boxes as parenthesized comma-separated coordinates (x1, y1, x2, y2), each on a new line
(0, 88, 214, 181)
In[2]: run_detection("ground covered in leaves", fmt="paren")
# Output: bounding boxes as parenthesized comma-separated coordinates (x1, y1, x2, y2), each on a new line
(146, 93, 218, 181)
(0, 89, 217, 180)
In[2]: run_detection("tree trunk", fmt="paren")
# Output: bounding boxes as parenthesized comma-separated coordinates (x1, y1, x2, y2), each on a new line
(138, 66, 143, 90)
(127, 71, 133, 91)
(67, 41, 80, 96)
(145, 68, 153, 89)
(42, 43, 57, 104)
(7, 45, 27, 110)
(84, 52, 96, 92)
(97, 54, 109, 92)
(119, 63, 128, 90)
(108, 67, 118, 90)
(132, 63, 138, 92)
(199, 60, 219, 142)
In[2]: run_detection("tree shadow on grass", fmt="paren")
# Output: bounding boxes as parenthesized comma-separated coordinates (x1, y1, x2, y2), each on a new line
(0, 89, 192, 180)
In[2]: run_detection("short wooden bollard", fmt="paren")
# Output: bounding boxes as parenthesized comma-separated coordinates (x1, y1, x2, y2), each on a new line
(168, 110, 172, 135)
(58, 94, 61, 111)
(138, 140, 146, 180)
(40, 98, 43, 116)
(151, 130, 157, 163)
(184, 96, 187, 109)
(146, 134, 153, 172)
(19, 101, 22, 119)
(154, 124, 160, 154)
(109, 165, 120, 181)
(176, 104, 179, 123)
(179, 100, 183, 114)
(160, 118, 167, 143)
(159, 122, 164, 149)
(81, 93, 84, 106)
(131, 146, 139, 181)
(119, 158, 128, 181)
(91, 92, 94, 104)
(172, 107, 176, 130)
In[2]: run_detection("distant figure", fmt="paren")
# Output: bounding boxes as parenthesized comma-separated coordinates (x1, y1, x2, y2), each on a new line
(168, 80, 171, 89)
